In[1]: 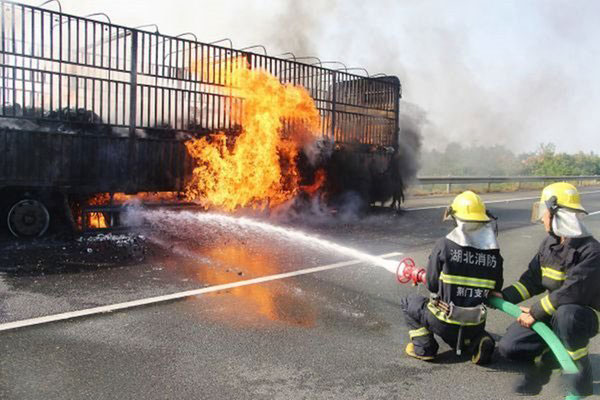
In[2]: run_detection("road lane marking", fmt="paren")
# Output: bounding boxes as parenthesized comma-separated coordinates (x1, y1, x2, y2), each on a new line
(0, 252, 403, 332)
(404, 196, 540, 211)
(405, 190, 600, 211)
(589, 211, 600, 216)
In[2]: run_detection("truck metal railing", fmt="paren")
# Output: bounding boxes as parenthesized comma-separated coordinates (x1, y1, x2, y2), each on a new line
(416, 176, 600, 193)
(0, 0, 401, 148)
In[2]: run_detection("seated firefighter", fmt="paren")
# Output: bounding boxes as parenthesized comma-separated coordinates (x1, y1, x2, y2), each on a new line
(498, 182, 600, 397)
(401, 191, 504, 364)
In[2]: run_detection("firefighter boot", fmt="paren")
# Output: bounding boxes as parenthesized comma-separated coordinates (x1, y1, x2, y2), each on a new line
(470, 333, 495, 365)
(513, 349, 558, 395)
(405, 343, 435, 361)
(470, 332, 496, 365)
(513, 362, 553, 395)
(566, 356, 593, 397)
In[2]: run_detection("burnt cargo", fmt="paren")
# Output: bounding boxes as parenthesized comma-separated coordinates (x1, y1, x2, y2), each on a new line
(0, 0, 401, 237)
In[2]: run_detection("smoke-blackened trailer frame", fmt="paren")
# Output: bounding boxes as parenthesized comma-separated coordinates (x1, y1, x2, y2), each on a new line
(0, 0, 401, 212)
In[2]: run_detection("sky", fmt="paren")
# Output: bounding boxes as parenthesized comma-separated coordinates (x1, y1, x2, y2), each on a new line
(23, 0, 600, 153)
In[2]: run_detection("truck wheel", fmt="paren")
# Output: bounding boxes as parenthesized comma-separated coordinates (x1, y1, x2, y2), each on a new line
(7, 199, 50, 238)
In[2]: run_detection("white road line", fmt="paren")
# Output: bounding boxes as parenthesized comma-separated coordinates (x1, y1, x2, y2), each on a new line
(404, 190, 600, 212)
(402, 204, 452, 211)
(0, 252, 403, 332)
(589, 211, 600, 216)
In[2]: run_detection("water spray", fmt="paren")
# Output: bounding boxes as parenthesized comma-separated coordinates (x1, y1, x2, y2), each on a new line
(133, 208, 404, 274)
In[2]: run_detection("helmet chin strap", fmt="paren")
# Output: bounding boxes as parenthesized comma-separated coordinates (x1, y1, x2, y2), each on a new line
(443, 206, 455, 222)
(545, 196, 560, 237)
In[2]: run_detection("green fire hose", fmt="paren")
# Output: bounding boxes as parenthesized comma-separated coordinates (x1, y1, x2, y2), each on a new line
(487, 297, 580, 400)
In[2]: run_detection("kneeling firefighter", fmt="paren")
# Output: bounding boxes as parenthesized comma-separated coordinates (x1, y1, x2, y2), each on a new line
(401, 191, 504, 364)
(498, 182, 600, 397)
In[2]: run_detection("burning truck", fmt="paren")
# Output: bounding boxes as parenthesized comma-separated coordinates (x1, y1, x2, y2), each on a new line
(0, 0, 403, 238)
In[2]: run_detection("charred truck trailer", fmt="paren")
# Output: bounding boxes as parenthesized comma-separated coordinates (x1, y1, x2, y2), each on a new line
(0, 0, 402, 237)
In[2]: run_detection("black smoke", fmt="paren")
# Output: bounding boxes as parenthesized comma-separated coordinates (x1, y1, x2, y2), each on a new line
(291, 101, 424, 218)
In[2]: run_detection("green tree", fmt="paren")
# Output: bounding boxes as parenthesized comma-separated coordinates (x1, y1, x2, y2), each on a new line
(420, 142, 600, 177)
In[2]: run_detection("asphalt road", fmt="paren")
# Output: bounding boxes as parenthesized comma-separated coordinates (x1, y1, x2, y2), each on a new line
(2, 189, 600, 400)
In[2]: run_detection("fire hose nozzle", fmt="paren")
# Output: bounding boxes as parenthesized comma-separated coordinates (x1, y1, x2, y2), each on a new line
(396, 257, 426, 285)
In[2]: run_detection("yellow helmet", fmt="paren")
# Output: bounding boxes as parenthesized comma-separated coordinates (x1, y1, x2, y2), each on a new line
(446, 191, 490, 222)
(532, 182, 587, 222)
(540, 182, 586, 213)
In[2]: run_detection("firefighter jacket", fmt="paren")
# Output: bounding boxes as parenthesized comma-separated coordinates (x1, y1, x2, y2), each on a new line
(502, 235, 600, 321)
(426, 238, 504, 325)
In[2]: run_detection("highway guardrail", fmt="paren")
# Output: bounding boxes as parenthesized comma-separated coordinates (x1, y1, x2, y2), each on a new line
(416, 176, 600, 193)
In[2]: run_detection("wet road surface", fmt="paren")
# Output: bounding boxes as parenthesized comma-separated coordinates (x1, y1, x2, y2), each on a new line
(2, 189, 600, 399)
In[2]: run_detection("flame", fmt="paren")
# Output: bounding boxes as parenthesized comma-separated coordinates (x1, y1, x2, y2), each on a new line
(111, 192, 180, 204)
(79, 59, 323, 221)
(80, 192, 180, 230)
(300, 169, 326, 195)
(88, 212, 108, 229)
(85, 192, 180, 206)
(191, 55, 244, 87)
(184, 59, 321, 211)
(84, 194, 109, 229)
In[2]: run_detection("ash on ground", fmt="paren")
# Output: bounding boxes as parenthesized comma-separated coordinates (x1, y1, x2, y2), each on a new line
(0, 233, 150, 273)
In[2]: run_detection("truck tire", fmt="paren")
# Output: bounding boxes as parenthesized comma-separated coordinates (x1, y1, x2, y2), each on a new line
(7, 199, 50, 238)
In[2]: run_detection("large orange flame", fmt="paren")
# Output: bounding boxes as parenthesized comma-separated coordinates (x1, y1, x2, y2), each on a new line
(184, 59, 321, 211)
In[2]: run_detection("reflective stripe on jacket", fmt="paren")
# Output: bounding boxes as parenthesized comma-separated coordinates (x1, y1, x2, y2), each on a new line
(426, 238, 504, 324)
(502, 235, 600, 321)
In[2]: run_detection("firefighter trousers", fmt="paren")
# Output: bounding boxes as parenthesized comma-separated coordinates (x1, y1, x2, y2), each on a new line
(400, 294, 488, 357)
(498, 304, 598, 396)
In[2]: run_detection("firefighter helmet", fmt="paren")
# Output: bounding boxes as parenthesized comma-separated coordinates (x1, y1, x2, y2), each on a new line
(445, 191, 490, 222)
(532, 182, 587, 221)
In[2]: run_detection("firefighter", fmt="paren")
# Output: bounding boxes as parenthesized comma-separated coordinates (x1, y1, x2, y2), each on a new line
(497, 182, 600, 397)
(401, 191, 504, 364)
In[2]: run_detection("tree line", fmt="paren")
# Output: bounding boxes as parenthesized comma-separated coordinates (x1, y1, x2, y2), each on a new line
(420, 143, 600, 176)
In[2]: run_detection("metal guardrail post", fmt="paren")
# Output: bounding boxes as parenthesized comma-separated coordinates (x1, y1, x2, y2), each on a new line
(129, 31, 138, 138)
(331, 71, 337, 142)
(393, 80, 400, 150)
(128, 30, 139, 190)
